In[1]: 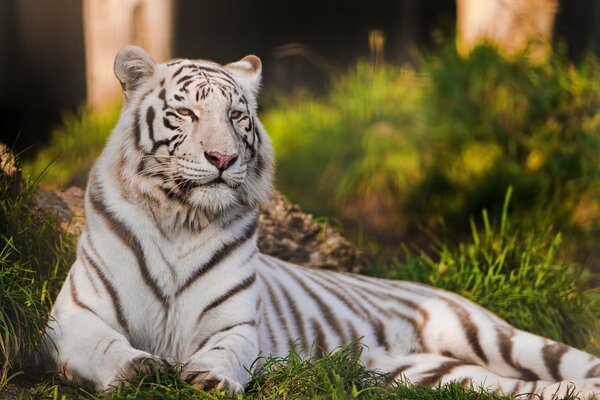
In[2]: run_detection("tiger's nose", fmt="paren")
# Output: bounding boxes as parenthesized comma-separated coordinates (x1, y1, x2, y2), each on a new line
(204, 151, 238, 171)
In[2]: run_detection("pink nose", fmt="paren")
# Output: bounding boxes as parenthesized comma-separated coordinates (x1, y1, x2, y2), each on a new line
(204, 151, 238, 171)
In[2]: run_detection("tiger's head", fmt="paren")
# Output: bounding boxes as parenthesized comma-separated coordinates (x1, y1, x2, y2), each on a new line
(107, 45, 273, 217)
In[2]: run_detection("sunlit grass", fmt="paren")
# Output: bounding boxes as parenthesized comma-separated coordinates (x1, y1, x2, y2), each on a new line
(377, 189, 600, 354)
(22, 104, 121, 190)
(7, 346, 586, 399)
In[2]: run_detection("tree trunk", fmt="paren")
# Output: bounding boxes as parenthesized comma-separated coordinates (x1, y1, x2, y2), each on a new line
(456, 0, 558, 61)
(83, 0, 173, 111)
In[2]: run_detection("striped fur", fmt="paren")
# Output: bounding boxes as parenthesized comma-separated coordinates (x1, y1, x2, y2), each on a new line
(44, 46, 600, 398)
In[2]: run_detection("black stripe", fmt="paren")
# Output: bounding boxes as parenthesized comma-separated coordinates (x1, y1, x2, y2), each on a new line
(496, 327, 540, 380)
(272, 260, 347, 344)
(446, 301, 488, 364)
(182, 79, 196, 91)
(158, 88, 167, 110)
(151, 137, 177, 154)
(171, 64, 187, 78)
(81, 259, 100, 295)
(102, 339, 119, 355)
(417, 360, 464, 387)
(304, 271, 367, 318)
(258, 297, 279, 354)
(385, 364, 411, 385)
(134, 107, 142, 148)
(177, 74, 195, 84)
(195, 320, 256, 353)
(176, 215, 258, 296)
(167, 60, 184, 67)
(196, 65, 234, 79)
(311, 318, 327, 357)
(163, 117, 178, 131)
(165, 111, 182, 119)
(280, 287, 309, 352)
(586, 363, 600, 378)
(346, 322, 363, 356)
(263, 281, 294, 348)
(373, 318, 390, 351)
(333, 276, 417, 328)
(81, 247, 130, 335)
(542, 342, 569, 381)
(69, 271, 98, 317)
(146, 106, 156, 141)
(88, 179, 169, 307)
(197, 274, 256, 325)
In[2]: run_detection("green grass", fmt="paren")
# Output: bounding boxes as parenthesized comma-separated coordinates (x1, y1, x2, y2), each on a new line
(6, 346, 585, 399)
(23, 104, 121, 190)
(376, 188, 600, 354)
(4, 155, 599, 399)
(0, 160, 75, 389)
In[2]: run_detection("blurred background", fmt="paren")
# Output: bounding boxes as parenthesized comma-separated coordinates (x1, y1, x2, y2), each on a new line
(1, 0, 599, 277)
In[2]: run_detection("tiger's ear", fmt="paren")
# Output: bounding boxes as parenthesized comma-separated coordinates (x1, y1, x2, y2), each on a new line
(114, 45, 156, 99)
(225, 55, 262, 105)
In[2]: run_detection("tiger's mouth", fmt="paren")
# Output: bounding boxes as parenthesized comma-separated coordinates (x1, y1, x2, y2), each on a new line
(175, 176, 228, 193)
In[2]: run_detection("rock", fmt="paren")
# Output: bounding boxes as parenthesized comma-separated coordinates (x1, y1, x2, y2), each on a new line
(0, 143, 22, 198)
(258, 190, 363, 272)
(35, 187, 86, 236)
(36, 187, 364, 273)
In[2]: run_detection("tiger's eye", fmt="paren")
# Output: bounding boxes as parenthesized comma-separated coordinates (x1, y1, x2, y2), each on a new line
(177, 108, 194, 117)
(230, 110, 243, 119)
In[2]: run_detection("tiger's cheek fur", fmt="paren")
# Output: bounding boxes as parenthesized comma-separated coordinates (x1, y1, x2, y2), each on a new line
(44, 46, 600, 399)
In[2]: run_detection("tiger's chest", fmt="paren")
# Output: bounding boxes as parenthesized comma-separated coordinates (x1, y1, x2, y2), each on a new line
(118, 227, 258, 361)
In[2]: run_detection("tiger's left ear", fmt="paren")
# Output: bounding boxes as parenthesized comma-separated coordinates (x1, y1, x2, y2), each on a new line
(225, 55, 262, 106)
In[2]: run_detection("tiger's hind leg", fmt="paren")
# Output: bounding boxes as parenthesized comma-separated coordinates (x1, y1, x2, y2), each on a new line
(384, 353, 600, 399)
(412, 288, 600, 383)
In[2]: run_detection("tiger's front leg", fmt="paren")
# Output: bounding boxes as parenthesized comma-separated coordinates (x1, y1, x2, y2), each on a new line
(182, 322, 258, 393)
(45, 265, 166, 391)
(181, 273, 260, 394)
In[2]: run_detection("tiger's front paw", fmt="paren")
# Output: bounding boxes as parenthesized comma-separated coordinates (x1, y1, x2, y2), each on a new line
(182, 367, 244, 394)
(118, 354, 169, 382)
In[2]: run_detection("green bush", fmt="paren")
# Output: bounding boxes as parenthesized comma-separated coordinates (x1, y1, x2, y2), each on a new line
(23, 104, 121, 190)
(263, 45, 600, 261)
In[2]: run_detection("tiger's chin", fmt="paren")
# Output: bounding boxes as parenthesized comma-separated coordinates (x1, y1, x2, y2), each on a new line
(185, 183, 240, 215)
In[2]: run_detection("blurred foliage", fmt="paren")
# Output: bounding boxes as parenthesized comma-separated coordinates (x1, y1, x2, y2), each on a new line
(23, 104, 121, 190)
(22, 43, 600, 267)
(263, 44, 600, 264)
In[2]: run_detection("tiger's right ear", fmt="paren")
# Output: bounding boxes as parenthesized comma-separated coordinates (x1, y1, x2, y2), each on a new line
(114, 45, 156, 99)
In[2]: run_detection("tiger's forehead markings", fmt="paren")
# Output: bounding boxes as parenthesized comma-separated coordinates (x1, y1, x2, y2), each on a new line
(168, 63, 240, 100)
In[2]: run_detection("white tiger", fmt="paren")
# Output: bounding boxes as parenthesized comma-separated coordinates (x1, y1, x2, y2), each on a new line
(44, 45, 600, 398)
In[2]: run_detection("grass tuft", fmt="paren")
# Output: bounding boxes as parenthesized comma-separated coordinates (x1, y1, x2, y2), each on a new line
(0, 156, 75, 389)
(246, 344, 386, 399)
(380, 189, 600, 353)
